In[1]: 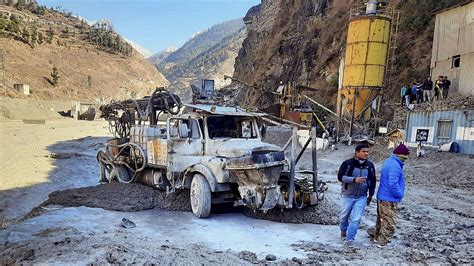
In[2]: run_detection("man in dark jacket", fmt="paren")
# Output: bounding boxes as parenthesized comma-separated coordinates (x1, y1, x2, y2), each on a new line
(337, 143, 376, 243)
(442, 76, 451, 99)
(422, 76, 433, 102)
(373, 144, 409, 246)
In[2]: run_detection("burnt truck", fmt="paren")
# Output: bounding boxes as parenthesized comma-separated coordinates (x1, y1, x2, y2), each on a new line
(97, 86, 325, 218)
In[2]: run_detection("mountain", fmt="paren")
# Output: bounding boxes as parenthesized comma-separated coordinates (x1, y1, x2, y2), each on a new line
(88, 18, 153, 58)
(233, 0, 463, 109)
(148, 47, 176, 66)
(165, 28, 246, 100)
(124, 38, 153, 58)
(0, 3, 168, 101)
(92, 19, 115, 31)
(151, 18, 245, 99)
(162, 18, 244, 67)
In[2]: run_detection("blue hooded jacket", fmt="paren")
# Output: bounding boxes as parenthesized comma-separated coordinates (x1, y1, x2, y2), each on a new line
(377, 154, 405, 202)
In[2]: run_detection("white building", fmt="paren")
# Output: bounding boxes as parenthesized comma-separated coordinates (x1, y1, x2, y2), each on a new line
(430, 1, 474, 96)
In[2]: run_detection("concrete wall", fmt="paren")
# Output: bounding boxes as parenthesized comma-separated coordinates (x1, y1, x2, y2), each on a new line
(430, 2, 474, 96)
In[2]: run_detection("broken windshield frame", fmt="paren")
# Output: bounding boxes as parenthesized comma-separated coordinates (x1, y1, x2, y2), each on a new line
(205, 115, 259, 140)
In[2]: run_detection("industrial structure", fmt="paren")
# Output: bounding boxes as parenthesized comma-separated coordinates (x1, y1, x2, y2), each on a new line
(406, 108, 474, 155)
(430, 1, 474, 96)
(337, 1, 399, 141)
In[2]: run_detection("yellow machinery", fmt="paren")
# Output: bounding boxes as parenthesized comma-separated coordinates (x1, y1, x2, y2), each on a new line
(337, 1, 397, 139)
(277, 82, 313, 126)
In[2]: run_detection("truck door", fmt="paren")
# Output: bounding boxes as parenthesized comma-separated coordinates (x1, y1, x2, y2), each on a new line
(167, 117, 203, 172)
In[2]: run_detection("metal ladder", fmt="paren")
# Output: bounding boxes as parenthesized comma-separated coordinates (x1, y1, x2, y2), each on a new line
(385, 9, 401, 90)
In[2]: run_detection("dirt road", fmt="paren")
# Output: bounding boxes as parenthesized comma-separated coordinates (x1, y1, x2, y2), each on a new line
(0, 119, 108, 226)
(0, 122, 472, 264)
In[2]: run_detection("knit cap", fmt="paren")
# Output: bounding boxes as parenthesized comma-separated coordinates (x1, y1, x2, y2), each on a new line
(393, 144, 410, 155)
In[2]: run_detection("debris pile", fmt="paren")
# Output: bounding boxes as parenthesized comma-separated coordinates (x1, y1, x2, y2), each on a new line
(403, 151, 473, 189)
(414, 95, 474, 111)
(243, 197, 339, 225)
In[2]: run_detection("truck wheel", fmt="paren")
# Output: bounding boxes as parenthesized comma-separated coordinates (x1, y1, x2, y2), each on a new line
(112, 165, 132, 183)
(190, 173, 211, 218)
(99, 162, 114, 183)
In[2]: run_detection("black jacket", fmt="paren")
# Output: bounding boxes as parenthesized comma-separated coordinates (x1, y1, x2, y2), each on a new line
(337, 158, 376, 197)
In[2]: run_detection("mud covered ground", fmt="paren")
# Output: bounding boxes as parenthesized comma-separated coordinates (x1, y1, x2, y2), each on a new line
(22, 183, 191, 221)
(1, 123, 473, 264)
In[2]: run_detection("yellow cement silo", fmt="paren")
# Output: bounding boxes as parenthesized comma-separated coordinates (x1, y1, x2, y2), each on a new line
(338, 2, 392, 121)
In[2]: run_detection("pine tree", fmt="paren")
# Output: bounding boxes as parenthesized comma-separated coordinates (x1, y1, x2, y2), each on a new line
(46, 27, 54, 44)
(86, 75, 92, 88)
(31, 27, 38, 45)
(51, 67, 60, 86)
(38, 32, 44, 44)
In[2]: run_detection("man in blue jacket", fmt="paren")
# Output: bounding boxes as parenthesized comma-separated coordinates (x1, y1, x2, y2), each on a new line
(374, 144, 410, 246)
(337, 143, 376, 243)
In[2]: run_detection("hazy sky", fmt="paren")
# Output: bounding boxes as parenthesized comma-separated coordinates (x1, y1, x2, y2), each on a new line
(37, 0, 259, 54)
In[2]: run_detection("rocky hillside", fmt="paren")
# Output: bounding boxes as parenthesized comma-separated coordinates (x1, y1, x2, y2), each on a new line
(0, 3, 168, 101)
(152, 18, 245, 99)
(233, 0, 463, 109)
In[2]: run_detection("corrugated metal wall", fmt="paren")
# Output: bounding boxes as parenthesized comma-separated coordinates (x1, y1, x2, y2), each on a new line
(406, 110, 474, 154)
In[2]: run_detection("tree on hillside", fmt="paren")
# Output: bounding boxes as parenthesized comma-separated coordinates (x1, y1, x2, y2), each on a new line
(31, 27, 38, 45)
(21, 28, 30, 43)
(51, 67, 60, 86)
(37, 32, 44, 44)
(86, 75, 92, 88)
(46, 27, 54, 44)
(6, 15, 20, 34)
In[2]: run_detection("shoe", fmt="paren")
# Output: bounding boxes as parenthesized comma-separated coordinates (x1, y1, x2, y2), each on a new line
(366, 227, 376, 238)
(344, 239, 358, 248)
(340, 231, 346, 239)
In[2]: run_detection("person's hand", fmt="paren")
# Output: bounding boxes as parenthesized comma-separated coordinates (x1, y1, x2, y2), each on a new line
(354, 177, 366, 183)
(367, 196, 372, 206)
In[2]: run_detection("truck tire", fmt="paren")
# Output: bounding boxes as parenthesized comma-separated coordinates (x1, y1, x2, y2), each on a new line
(112, 165, 132, 183)
(190, 173, 211, 218)
(99, 161, 114, 183)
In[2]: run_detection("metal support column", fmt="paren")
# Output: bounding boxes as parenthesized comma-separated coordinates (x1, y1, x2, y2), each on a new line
(288, 126, 297, 208)
(311, 126, 318, 200)
(348, 88, 358, 144)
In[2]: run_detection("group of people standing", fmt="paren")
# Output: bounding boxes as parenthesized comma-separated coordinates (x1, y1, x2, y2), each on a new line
(337, 143, 410, 247)
(400, 75, 451, 107)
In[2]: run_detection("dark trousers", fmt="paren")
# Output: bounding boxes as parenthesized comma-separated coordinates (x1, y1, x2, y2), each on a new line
(442, 89, 449, 99)
(416, 91, 423, 103)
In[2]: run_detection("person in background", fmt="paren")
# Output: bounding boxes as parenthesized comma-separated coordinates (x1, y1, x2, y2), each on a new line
(411, 82, 417, 104)
(442, 76, 451, 99)
(372, 144, 410, 247)
(404, 84, 411, 107)
(434, 75, 444, 101)
(422, 76, 433, 102)
(416, 80, 423, 103)
(337, 143, 376, 245)
(400, 85, 408, 106)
